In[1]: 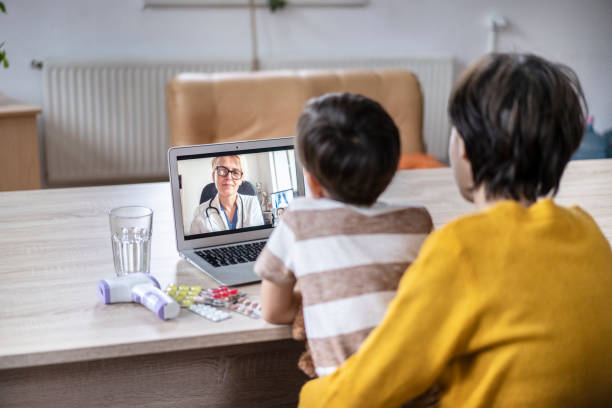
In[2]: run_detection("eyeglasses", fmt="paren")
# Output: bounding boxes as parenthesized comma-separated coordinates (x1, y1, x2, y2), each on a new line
(215, 165, 243, 180)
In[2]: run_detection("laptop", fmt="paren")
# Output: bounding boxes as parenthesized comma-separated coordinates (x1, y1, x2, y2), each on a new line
(168, 137, 305, 286)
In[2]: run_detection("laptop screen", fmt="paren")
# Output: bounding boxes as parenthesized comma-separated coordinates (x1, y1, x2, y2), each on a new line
(175, 145, 300, 240)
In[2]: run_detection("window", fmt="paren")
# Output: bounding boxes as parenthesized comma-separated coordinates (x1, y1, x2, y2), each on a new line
(269, 150, 297, 192)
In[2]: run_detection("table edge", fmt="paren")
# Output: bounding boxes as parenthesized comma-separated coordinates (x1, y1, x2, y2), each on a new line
(0, 325, 293, 370)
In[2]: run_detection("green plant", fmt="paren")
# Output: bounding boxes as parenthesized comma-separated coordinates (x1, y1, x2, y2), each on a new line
(0, 2, 7, 68)
(268, 0, 287, 12)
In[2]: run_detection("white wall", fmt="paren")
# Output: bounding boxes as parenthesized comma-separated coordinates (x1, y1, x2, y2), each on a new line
(1, 0, 611, 132)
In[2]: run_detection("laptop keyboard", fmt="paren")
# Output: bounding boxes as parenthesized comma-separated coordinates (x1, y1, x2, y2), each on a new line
(196, 241, 266, 267)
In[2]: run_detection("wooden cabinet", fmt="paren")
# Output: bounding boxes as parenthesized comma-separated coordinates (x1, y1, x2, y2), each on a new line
(0, 93, 41, 191)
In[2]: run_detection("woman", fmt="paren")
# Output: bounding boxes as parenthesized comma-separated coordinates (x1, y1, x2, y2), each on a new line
(190, 155, 264, 234)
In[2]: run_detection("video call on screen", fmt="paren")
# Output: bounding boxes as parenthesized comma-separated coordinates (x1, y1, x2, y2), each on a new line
(177, 148, 299, 238)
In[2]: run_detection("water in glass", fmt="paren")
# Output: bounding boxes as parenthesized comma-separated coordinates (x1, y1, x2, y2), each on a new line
(112, 226, 151, 275)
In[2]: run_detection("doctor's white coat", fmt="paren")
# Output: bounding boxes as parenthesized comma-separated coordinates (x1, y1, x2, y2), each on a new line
(189, 194, 264, 234)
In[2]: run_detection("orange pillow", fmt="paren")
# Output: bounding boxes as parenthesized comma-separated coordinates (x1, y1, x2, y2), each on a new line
(398, 153, 446, 170)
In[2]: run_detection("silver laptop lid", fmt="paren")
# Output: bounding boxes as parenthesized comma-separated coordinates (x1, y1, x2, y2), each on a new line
(168, 137, 304, 252)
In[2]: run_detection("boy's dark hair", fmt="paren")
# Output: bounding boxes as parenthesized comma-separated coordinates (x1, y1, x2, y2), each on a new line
(448, 53, 587, 202)
(296, 92, 400, 206)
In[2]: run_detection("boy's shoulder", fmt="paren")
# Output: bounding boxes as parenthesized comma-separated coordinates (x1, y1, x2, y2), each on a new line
(282, 197, 433, 237)
(356, 200, 431, 218)
(286, 196, 346, 212)
(432, 199, 603, 243)
(288, 197, 431, 218)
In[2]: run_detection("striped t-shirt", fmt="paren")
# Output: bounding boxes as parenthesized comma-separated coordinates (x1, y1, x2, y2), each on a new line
(254, 197, 433, 377)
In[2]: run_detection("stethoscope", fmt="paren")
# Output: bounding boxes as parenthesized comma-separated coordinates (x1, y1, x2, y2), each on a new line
(205, 195, 245, 230)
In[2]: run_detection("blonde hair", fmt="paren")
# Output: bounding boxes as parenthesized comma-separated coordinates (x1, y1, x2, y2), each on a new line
(211, 155, 245, 178)
(212, 155, 243, 170)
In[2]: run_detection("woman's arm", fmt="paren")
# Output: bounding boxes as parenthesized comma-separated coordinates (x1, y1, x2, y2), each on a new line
(247, 194, 265, 227)
(190, 206, 207, 234)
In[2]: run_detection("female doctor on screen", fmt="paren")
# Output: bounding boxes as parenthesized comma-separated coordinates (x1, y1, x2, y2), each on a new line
(190, 155, 264, 234)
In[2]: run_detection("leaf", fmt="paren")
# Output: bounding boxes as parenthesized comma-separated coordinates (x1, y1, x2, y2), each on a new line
(268, 0, 287, 12)
(0, 50, 7, 69)
(0, 2, 6, 13)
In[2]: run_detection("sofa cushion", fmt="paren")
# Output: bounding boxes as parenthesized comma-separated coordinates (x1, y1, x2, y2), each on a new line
(167, 69, 424, 155)
(398, 152, 446, 170)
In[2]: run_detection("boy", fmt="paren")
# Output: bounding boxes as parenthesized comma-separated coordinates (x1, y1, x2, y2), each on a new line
(254, 92, 433, 378)
(299, 53, 612, 407)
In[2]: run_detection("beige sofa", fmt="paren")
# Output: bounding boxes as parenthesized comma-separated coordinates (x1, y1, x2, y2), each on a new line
(166, 69, 425, 156)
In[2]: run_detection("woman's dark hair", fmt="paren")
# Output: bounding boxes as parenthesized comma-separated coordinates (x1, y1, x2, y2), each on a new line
(296, 92, 400, 206)
(448, 53, 587, 201)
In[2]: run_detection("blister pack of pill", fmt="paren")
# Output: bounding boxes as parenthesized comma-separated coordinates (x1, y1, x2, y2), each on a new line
(229, 297, 262, 319)
(188, 304, 231, 322)
(165, 284, 202, 308)
(165, 283, 261, 321)
(207, 286, 243, 302)
(192, 294, 227, 308)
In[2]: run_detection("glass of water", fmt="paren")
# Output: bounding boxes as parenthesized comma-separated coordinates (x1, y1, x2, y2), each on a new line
(109, 206, 153, 276)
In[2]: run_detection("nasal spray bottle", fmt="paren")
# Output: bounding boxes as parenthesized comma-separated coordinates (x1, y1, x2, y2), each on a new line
(98, 272, 180, 320)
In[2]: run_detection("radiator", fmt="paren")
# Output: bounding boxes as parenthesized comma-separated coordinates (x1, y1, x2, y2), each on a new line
(43, 57, 453, 186)
(43, 60, 252, 185)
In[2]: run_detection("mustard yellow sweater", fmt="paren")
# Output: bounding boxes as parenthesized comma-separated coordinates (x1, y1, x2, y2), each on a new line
(299, 199, 612, 407)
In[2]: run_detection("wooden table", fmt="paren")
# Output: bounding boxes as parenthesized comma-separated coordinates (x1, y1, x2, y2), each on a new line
(0, 159, 610, 408)
(0, 93, 41, 191)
